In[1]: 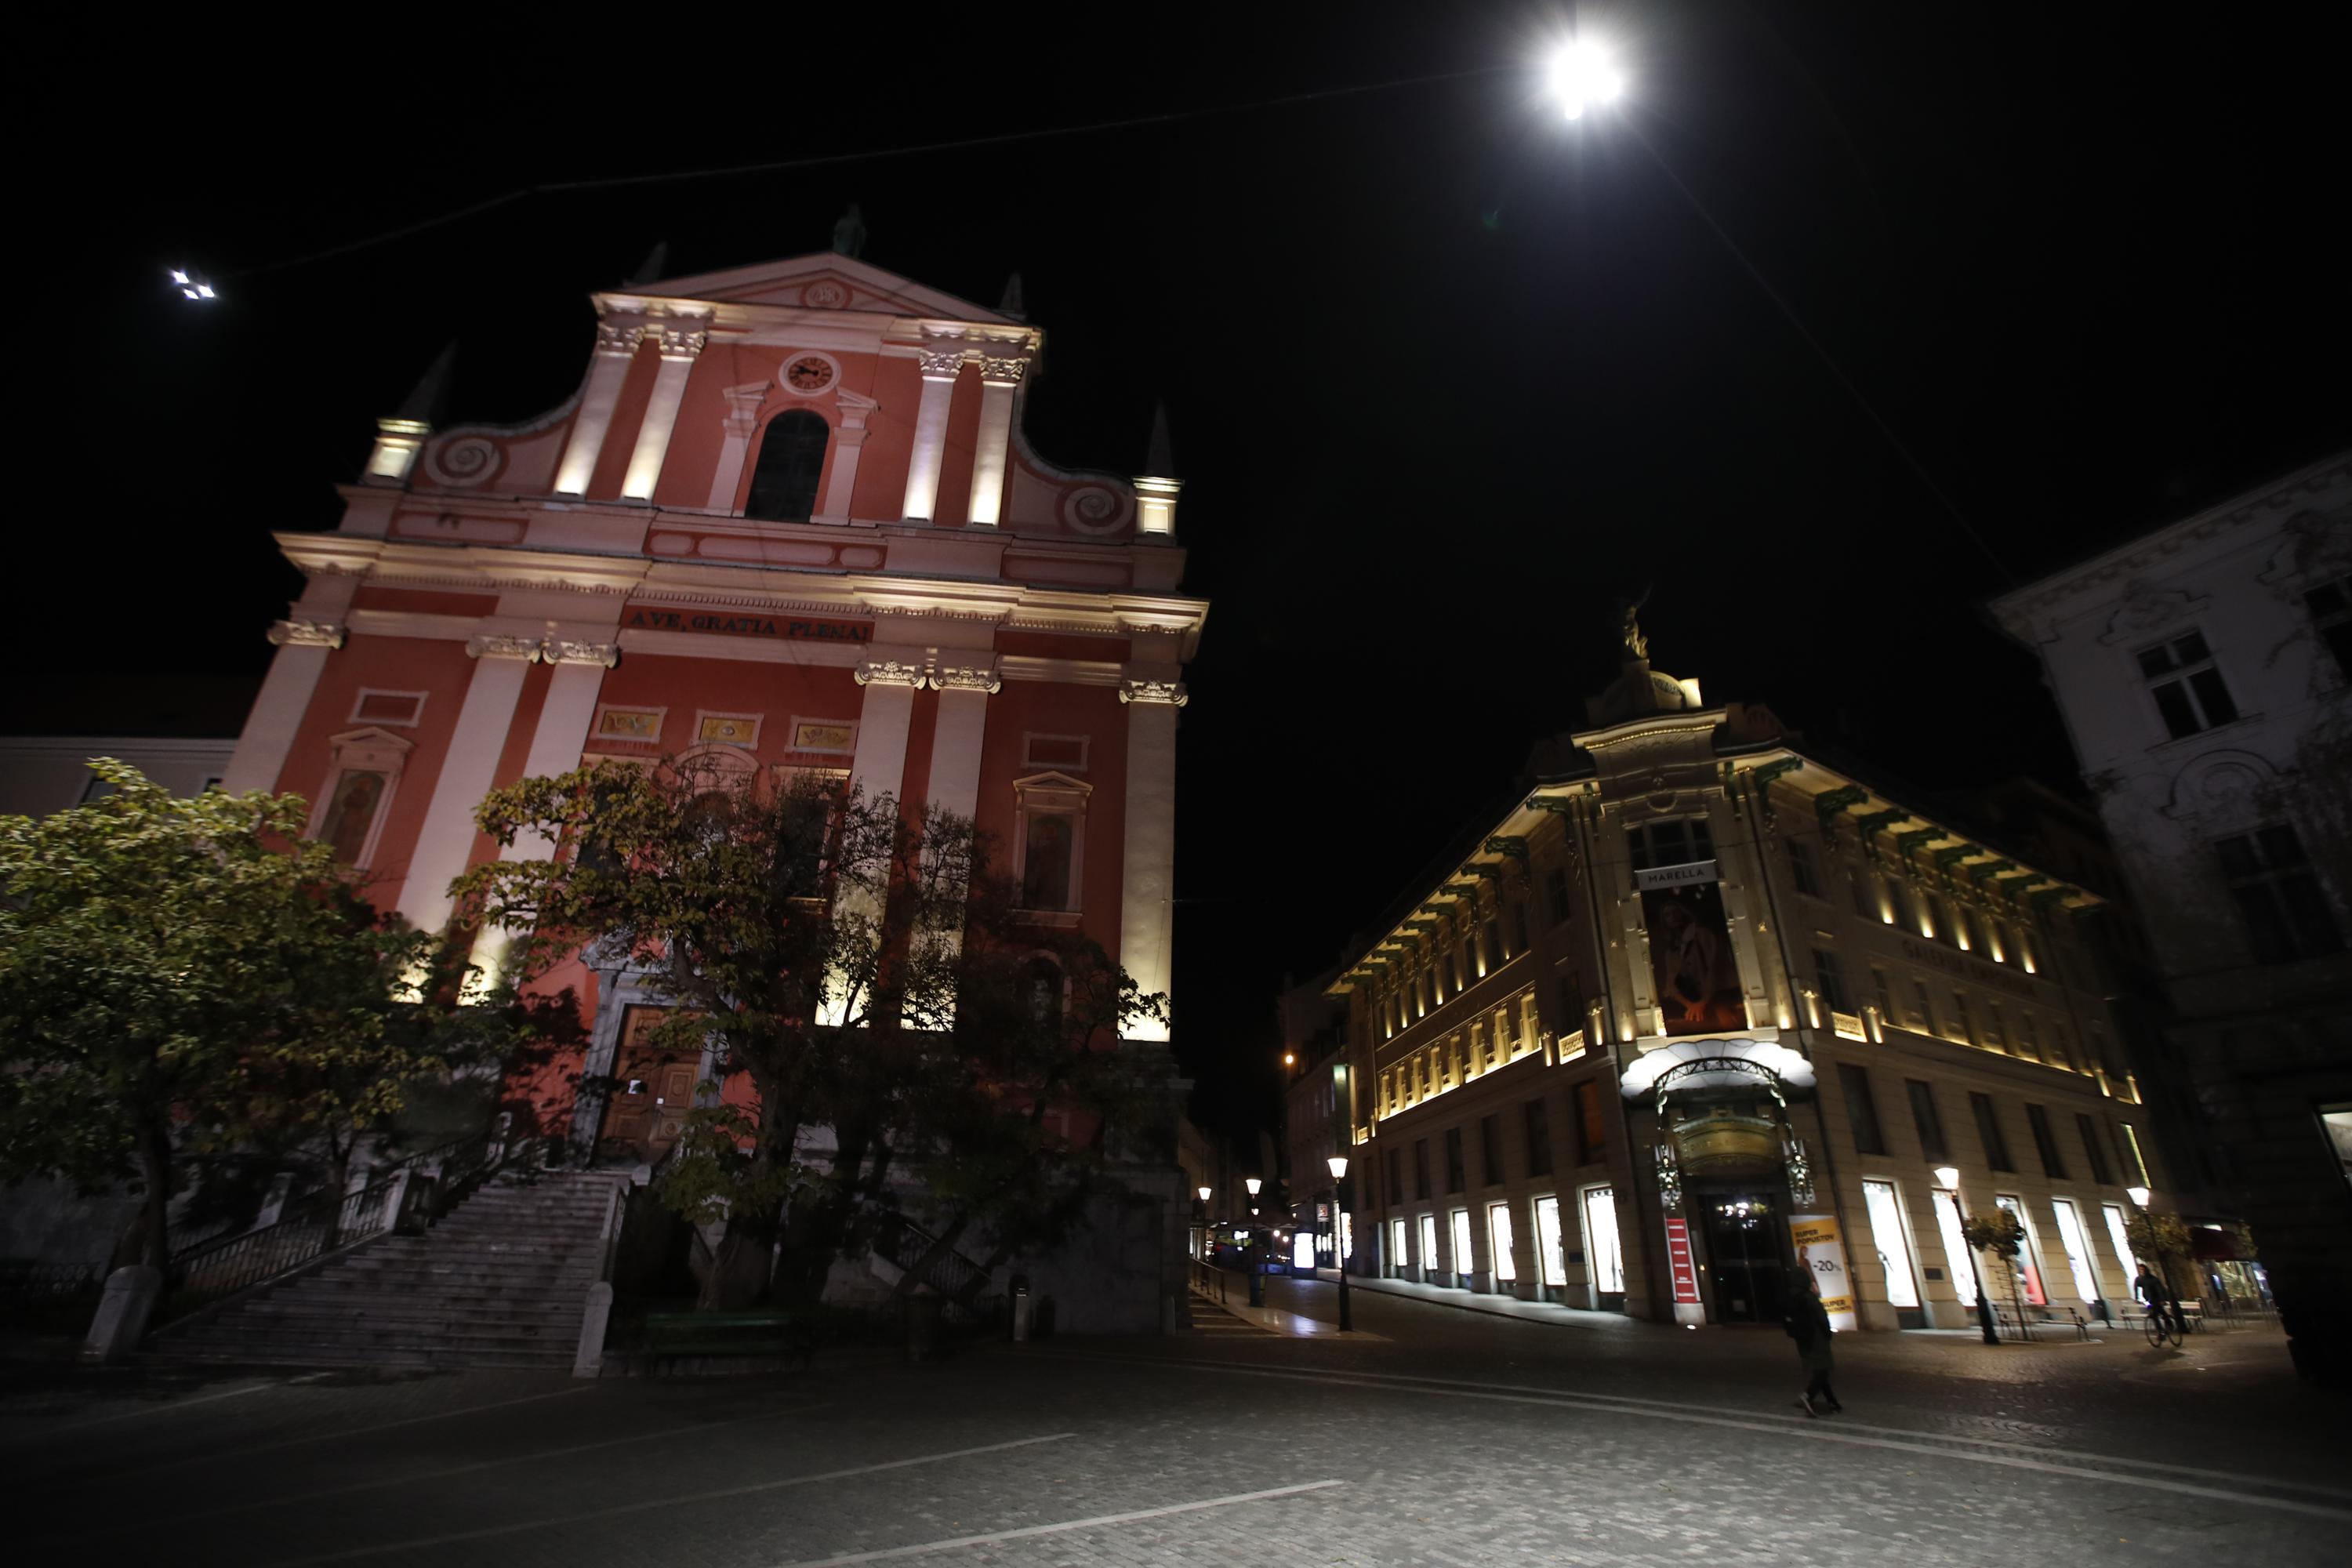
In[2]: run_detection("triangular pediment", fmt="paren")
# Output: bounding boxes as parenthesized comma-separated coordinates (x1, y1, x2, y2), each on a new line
(624, 252, 1008, 322)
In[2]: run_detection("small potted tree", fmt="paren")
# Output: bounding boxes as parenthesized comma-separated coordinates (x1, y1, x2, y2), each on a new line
(1962, 1209, 2029, 1338)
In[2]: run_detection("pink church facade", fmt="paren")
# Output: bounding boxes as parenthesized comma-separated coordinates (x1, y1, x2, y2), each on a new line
(221, 252, 1206, 1204)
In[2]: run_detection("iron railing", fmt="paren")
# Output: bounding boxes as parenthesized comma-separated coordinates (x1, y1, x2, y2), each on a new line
(151, 1122, 516, 1330)
(871, 1214, 991, 1308)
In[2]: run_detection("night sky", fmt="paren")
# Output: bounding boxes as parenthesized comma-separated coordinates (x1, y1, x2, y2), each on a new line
(21, 7, 2344, 1138)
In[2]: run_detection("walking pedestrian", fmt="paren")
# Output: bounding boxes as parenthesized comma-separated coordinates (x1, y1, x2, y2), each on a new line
(1785, 1277, 1841, 1417)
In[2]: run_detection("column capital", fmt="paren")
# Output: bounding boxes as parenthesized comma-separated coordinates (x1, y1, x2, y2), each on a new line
(978, 355, 1029, 387)
(545, 640, 621, 668)
(917, 348, 967, 379)
(267, 619, 347, 650)
(1119, 677, 1189, 707)
(466, 633, 546, 662)
(593, 317, 648, 356)
(927, 662, 1003, 694)
(855, 658, 929, 688)
(655, 324, 710, 361)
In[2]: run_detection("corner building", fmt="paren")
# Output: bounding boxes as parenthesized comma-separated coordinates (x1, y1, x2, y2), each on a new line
(1333, 642, 2165, 1330)
(219, 251, 1207, 1329)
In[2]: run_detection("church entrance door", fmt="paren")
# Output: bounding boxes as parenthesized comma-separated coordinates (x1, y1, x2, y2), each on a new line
(598, 1005, 695, 1162)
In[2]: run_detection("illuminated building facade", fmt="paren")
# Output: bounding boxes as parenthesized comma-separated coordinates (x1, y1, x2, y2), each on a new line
(1330, 633, 2165, 1330)
(1991, 452, 2351, 1380)
(220, 246, 1207, 1329)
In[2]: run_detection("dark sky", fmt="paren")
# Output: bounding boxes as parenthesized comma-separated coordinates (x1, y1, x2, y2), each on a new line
(20, 5, 2345, 1137)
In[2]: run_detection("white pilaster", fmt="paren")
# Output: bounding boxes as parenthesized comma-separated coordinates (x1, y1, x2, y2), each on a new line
(967, 359, 1025, 529)
(221, 619, 347, 797)
(394, 635, 542, 934)
(554, 316, 646, 496)
(704, 384, 770, 512)
(899, 350, 964, 524)
(820, 659, 928, 1026)
(1117, 677, 1186, 1041)
(924, 662, 1000, 818)
(815, 390, 877, 523)
(622, 323, 710, 502)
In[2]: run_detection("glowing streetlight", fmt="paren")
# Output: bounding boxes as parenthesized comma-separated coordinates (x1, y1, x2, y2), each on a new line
(1549, 39, 1625, 119)
(170, 267, 218, 302)
(1283, 1051, 1296, 1066)
(2126, 1185, 2151, 1210)
(1196, 1185, 1212, 1204)
(1934, 1166, 2000, 1345)
(1327, 1154, 1353, 1332)
(1245, 1177, 1261, 1197)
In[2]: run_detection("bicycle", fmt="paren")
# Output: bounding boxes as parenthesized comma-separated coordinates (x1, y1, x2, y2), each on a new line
(2141, 1303, 2183, 1348)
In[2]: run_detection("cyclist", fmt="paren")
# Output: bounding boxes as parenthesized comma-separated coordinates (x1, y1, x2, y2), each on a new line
(2132, 1261, 2178, 1338)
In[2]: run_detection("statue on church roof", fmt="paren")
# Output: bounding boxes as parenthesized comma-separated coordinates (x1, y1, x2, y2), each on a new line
(1619, 585, 1653, 663)
(831, 204, 867, 260)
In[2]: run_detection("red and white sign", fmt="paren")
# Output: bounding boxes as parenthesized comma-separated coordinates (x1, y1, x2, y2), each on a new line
(1665, 1218, 1701, 1305)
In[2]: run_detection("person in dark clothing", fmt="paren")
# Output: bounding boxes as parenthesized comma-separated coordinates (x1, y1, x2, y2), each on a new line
(2133, 1262, 2176, 1334)
(1785, 1278, 1841, 1416)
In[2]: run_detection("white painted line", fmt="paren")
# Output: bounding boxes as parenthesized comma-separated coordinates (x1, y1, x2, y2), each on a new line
(118, 1401, 829, 1526)
(0, 1379, 274, 1442)
(778, 1479, 1348, 1566)
(1041, 1352, 2352, 1523)
(128, 1383, 598, 1475)
(261, 1431, 1078, 1566)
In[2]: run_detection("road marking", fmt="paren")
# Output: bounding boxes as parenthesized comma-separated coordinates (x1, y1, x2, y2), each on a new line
(1039, 1352, 2352, 1523)
(777, 1479, 1348, 1566)
(111, 1401, 829, 1526)
(0, 1379, 274, 1442)
(260, 1431, 1078, 1566)
(122, 1383, 599, 1475)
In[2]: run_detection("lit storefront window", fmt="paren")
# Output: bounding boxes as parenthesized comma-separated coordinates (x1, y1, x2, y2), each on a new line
(2049, 1198, 2100, 1306)
(1418, 1214, 1439, 1277)
(2101, 1202, 2135, 1277)
(1534, 1196, 1566, 1289)
(1582, 1185, 1624, 1300)
(1489, 1203, 1516, 1284)
(1450, 1209, 1475, 1283)
(1861, 1178, 1920, 1309)
(1994, 1194, 2048, 1306)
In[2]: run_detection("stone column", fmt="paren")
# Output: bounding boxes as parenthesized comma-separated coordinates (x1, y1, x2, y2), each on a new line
(704, 384, 770, 512)
(924, 660, 1000, 820)
(1117, 677, 1187, 1042)
(622, 322, 710, 502)
(466, 641, 619, 988)
(966, 358, 1026, 529)
(222, 619, 345, 796)
(899, 349, 965, 524)
(815, 390, 877, 523)
(820, 657, 929, 1025)
(554, 316, 647, 496)
(394, 635, 542, 934)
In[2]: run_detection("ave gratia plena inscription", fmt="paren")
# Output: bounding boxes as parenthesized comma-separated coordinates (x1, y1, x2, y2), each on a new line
(622, 604, 874, 643)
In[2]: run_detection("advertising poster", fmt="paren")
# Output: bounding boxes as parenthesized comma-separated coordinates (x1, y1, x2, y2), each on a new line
(1641, 882, 1745, 1035)
(1788, 1214, 1860, 1330)
(1664, 1218, 1701, 1305)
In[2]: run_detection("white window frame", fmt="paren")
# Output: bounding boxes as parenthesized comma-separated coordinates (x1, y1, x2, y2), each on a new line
(307, 728, 412, 870)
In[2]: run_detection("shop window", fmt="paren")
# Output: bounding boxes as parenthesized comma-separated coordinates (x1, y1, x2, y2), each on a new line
(1481, 1112, 1504, 1185)
(2025, 1103, 2067, 1178)
(1011, 773, 1091, 916)
(1627, 816, 1714, 871)
(307, 728, 412, 869)
(744, 408, 829, 521)
(1488, 1203, 1517, 1284)
(1906, 1080, 1950, 1163)
(1524, 1098, 1553, 1176)
(1418, 1213, 1439, 1273)
(1971, 1092, 2015, 1171)
(1533, 1195, 1566, 1288)
(1840, 1064, 1887, 1155)
(1788, 838, 1824, 898)
(1450, 1207, 1474, 1278)
(1445, 1127, 1465, 1193)
(2136, 629, 2238, 739)
(1860, 1178, 1920, 1309)
(2306, 576, 2351, 677)
(1582, 1185, 1625, 1298)
(2214, 824, 2343, 964)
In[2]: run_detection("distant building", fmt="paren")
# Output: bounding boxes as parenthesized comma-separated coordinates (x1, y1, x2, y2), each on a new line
(1328, 625, 2165, 1332)
(1991, 452, 2352, 1381)
(0, 736, 235, 818)
(1279, 968, 1349, 1271)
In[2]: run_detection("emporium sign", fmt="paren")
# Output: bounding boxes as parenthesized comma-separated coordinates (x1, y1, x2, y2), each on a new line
(622, 603, 873, 644)
(1898, 938, 2038, 1000)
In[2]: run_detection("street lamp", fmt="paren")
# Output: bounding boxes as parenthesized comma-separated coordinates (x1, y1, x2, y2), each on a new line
(1935, 1166, 2000, 1345)
(1548, 38, 1626, 120)
(1327, 1154, 1353, 1333)
(2126, 1185, 2151, 1210)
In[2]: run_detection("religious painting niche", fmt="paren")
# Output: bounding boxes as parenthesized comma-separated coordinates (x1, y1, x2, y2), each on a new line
(1642, 883, 1744, 1034)
(1011, 772, 1090, 920)
(1022, 815, 1074, 909)
(320, 771, 387, 866)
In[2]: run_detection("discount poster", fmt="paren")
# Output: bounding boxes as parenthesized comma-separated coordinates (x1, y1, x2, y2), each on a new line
(1788, 1214, 1859, 1330)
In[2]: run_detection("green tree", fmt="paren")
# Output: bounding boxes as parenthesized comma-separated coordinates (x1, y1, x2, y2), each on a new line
(0, 762, 459, 1269)
(454, 759, 1167, 1308)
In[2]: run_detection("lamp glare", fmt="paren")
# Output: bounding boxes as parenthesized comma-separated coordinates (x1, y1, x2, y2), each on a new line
(1933, 1165, 1961, 1192)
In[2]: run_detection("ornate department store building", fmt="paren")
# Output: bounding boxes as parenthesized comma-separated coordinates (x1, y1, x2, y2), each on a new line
(1333, 635, 2169, 1330)
(217, 248, 1207, 1328)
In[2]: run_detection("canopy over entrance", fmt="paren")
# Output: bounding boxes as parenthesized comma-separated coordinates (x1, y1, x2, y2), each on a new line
(1620, 1037, 1815, 1101)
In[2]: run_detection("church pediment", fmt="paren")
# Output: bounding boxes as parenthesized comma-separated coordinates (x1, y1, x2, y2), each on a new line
(628, 252, 1009, 322)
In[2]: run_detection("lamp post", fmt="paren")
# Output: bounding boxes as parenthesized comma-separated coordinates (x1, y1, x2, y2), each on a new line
(1243, 1178, 1265, 1307)
(1936, 1165, 2000, 1345)
(1327, 1154, 1353, 1333)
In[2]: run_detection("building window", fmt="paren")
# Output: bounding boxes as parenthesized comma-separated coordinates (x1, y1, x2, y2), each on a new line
(2215, 824, 2343, 963)
(1788, 838, 1824, 898)
(1534, 1195, 1567, 1288)
(2136, 629, 2238, 739)
(2115, 1121, 2150, 1185)
(1573, 1080, 1606, 1165)
(1970, 1092, 2015, 1171)
(1525, 1098, 1554, 1177)
(1507, 894, 1530, 956)
(1911, 979, 1936, 1034)
(2016, 1011, 2042, 1062)
(2307, 575, 2352, 677)
(1418, 1213, 1439, 1273)
(1951, 992, 1976, 1045)
(1627, 817, 1715, 871)
(1481, 1113, 1505, 1185)
(1906, 1080, 1949, 1163)
(1840, 1064, 1887, 1155)
(1556, 977, 1583, 1041)
(1450, 1207, 1474, 1279)
(1488, 1203, 1518, 1284)
(2076, 1112, 2114, 1185)
(1444, 1127, 1466, 1193)
(1871, 967, 1896, 1025)
(1929, 895, 1956, 946)
(1544, 866, 1573, 926)
(1582, 1185, 1625, 1298)
(1011, 773, 1091, 916)
(1413, 1138, 1430, 1200)
(744, 408, 829, 521)
(318, 770, 390, 866)
(1849, 868, 1875, 920)
(307, 727, 412, 869)
(2025, 1103, 2067, 1178)
(1385, 1147, 1402, 1207)
(1813, 949, 1852, 1015)
(1984, 1003, 2009, 1052)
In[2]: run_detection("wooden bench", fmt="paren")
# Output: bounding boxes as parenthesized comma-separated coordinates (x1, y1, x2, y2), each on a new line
(639, 1309, 821, 1368)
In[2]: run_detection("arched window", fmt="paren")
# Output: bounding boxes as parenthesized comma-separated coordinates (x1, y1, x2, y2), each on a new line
(744, 409, 829, 521)
(1025, 956, 1064, 1025)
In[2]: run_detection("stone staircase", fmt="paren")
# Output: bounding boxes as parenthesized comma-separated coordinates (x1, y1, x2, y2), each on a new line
(148, 1171, 624, 1371)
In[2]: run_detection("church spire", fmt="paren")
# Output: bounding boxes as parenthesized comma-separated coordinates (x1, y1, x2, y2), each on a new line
(623, 241, 669, 289)
(1134, 403, 1181, 542)
(998, 270, 1026, 319)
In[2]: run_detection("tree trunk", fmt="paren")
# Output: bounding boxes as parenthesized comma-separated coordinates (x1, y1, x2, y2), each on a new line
(137, 1120, 175, 1272)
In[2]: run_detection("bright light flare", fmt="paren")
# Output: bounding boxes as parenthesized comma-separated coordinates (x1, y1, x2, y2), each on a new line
(171, 267, 220, 303)
(1550, 40, 1625, 119)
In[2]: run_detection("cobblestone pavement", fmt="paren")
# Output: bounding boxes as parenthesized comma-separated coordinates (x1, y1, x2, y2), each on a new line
(3, 1279, 2340, 1567)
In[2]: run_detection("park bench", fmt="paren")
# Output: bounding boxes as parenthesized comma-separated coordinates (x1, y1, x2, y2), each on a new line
(638, 1308, 822, 1370)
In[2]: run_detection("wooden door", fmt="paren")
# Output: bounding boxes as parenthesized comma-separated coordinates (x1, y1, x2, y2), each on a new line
(600, 1005, 689, 1160)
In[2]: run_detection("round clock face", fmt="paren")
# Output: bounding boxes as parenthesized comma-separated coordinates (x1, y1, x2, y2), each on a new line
(786, 356, 835, 392)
